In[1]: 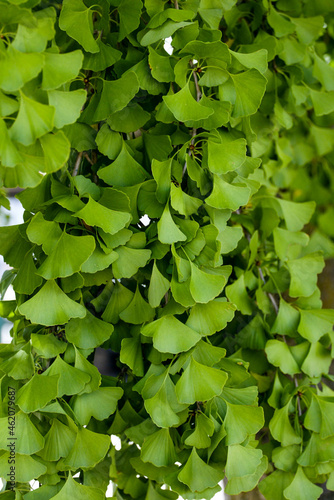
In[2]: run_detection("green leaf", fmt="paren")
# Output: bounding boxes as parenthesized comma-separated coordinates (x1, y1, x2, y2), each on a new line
(59, 0, 99, 53)
(16, 374, 59, 413)
(120, 286, 155, 324)
(0, 46, 43, 92)
(139, 21, 193, 46)
(27, 212, 62, 255)
(118, 0, 143, 41)
(96, 124, 122, 160)
(37, 418, 76, 462)
(141, 315, 201, 354)
(0, 117, 22, 167)
(189, 263, 230, 303)
(148, 46, 175, 82)
(225, 456, 268, 496)
(148, 260, 170, 308)
(293, 16, 324, 44)
(49, 473, 104, 500)
(301, 341, 331, 378)
(178, 448, 223, 492)
(18, 280, 86, 326)
(287, 252, 325, 298)
(13, 253, 43, 295)
(224, 402, 264, 445)
(42, 50, 83, 90)
(0, 412, 44, 455)
(107, 103, 150, 133)
(42, 355, 90, 397)
(273, 227, 309, 262)
(120, 335, 144, 376)
(206, 175, 251, 211)
(81, 246, 118, 273)
(83, 38, 122, 71)
(48, 90, 86, 129)
(0, 453, 46, 483)
(39, 131, 71, 174)
(269, 402, 302, 446)
(267, 6, 295, 37)
(230, 49, 268, 74)
(207, 135, 247, 175)
(225, 444, 263, 479)
(37, 231, 95, 279)
(74, 196, 131, 234)
(157, 203, 187, 244)
(265, 340, 300, 375)
(93, 72, 139, 121)
(176, 357, 228, 404)
(31, 333, 66, 358)
(163, 82, 214, 122)
(224, 69, 267, 118)
(298, 432, 334, 467)
(170, 184, 202, 216)
(98, 142, 148, 187)
(310, 88, 334, 116)
(65, 310, 113, 349)
(184, 412, 215, 449)
(259, 470, 295, 500)
(180, 40, 230, 62)
(283, 466, 322, 500)
(74, 346, 101, 393)
(143, 371, 188, 428)
(271, 299, 300, 336)
(112, 246, 151, 279)
(225, 274, 253, 315)
(9, 92, 54, 146)
(141, 428, 176, 466)
(0, 344, 34, 380)
(102, 281, 133, 323)
(12, 13, 54, 52)
(186, 298, 235, 335)
(297, 309, 334, 342)
(0, 90, 19, 117)
(277, 199, 316, 232)
(70, 387, 123, 425)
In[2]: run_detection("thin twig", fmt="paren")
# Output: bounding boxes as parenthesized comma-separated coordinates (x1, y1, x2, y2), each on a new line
(191, 66, 202, 102)
(83, 152, 94, 165)
(72, 152, 83, 176)
(174, 0, 179, 8)
(258, 266, 279, 314)
(294, 377, 303, 417)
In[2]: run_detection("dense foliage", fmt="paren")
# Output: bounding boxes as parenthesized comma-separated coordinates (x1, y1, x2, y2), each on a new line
(1, 0, 334, 499)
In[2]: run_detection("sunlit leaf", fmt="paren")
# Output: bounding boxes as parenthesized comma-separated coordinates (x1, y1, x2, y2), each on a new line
(59, 0, 99, 53)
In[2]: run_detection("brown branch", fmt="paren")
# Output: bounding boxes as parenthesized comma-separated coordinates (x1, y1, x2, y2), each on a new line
(72, 152, 83, 176)
(174, 0, 179, 8)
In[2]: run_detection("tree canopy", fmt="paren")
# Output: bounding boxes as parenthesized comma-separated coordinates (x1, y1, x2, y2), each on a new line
(0, 0, 334, 499)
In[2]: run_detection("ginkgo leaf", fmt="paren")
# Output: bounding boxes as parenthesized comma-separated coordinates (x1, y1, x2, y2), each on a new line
(42, 355, 90, 397)
(59, 0, 99, 53)
(269, 402, 302, 447)
(224, 402, 264, 445)
(178, 448, 223, 492)
(39, 131, 71, 174)
(18, 280, 86, 326)
(9, 92, 54, 146)
(37, 231, 95, 279)
(70, 387, 123, 425)
(120, 335, 144, 376)
(93, 72, 139, 121)
(189, 263, 229, 303)
(170, 183, 202, 216)
(141, 428, 176, 467)
(157, 203, 187, 244)
(12, 14, 55, 53)
(74, 346, 101, 394)
(163, 82, 214, 122)
(74, 196, 131, 234)
(65, 310, 113, 349)
(208, 136, 247, 174)
(83, 38, 122, 71)
(98, 142, 148, 187)
(148, 260, 170, 307)
(297, 309, 334, 342)
(42, 50, 83, 90)
(119, 286, 155, 324)
(175, 357, 228, 404)
(51, 473, 104, 500)
(12, 253, 43, 295)
(186, 299, 236, 335)
(112, 246, 151, 279)
(141, 315, 201, 353)
(102, 281, 134, 323)
(0, 412, 44, 455)
(225, 444, 263, 479)
(184, 412, 215, 449)
(27, 212, 62, 255)
(0, 117, 22, 167)
(206, 175, 251, 211)
(31, 333, 66, 358)
(283, 466, 322, 500)
(0, 453, 46, 483)
(37, 418, 77, 462)
(16, 374, 59, 413)
(0, 46, 43, 92)
(229, 69, 267, 118)
(287, 252, 325, 298)
(265, 340, 300, 375)
(80, 246, 118, 273)
(48, 90, 87, 129)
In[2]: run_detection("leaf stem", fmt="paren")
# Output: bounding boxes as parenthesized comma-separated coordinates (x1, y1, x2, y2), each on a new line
(258, 266, 279, 314)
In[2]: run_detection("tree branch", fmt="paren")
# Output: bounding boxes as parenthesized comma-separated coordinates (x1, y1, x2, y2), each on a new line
(72, 152, 83, 177)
